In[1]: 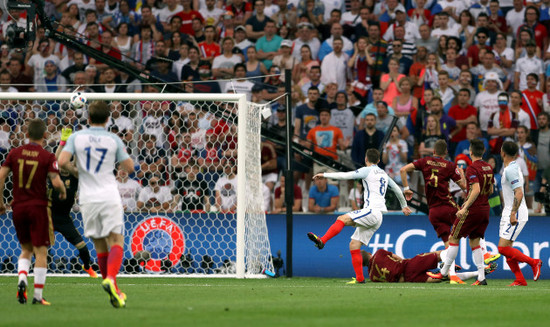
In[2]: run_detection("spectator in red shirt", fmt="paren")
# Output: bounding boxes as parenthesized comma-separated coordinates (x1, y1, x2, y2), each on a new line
(409, 45, 427, 99)
(522, 73, 544, 131)
(174, 0, 204, 36)
(448, 88, 478, 144)
(198, 25, 221, 63)
(88, 30, 122, 70)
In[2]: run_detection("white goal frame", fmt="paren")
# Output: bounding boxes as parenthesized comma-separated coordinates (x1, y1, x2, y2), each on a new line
(0, 92, 271, 279)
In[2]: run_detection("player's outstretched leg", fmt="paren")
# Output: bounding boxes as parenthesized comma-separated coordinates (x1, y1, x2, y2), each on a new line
(307, 232, 325, 249)
(480, 238, 501, 264)
(308, 215, 354, 250)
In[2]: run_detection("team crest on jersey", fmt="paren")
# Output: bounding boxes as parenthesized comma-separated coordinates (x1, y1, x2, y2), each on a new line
(131, 216, 185, 272)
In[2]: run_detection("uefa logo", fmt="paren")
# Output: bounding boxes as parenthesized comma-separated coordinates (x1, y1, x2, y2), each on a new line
(131, 216, 185, 272)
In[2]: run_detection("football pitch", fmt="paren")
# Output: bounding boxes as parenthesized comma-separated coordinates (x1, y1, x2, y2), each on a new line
(1, 277, 549, 327)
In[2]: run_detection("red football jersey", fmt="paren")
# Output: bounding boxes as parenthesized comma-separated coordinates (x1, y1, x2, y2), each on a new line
(2, 143, 59, 207)
(465, 160, 494, 210)
(413, 156, 461, 208)
(368, 249, 404, 283)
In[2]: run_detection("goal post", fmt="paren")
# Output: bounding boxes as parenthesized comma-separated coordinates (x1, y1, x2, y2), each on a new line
(0, 92, 274, 278)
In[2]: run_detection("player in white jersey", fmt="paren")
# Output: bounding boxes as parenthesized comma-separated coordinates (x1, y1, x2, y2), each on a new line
(307, 148, 412, 284)
(59, 101, 135, 308)
(496, 141, 542, 286)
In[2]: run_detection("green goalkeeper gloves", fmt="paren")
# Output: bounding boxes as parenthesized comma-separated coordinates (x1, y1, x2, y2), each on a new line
(60, 127, 73, 146)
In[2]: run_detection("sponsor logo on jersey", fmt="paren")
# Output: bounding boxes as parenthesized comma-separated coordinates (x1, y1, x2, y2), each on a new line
(511, 179, 519, 185)
(131, 216, 185, 272)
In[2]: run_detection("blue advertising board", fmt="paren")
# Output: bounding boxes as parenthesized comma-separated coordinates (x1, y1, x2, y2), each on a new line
(267, 214, 550, 279)
(1, 212, 549, 279)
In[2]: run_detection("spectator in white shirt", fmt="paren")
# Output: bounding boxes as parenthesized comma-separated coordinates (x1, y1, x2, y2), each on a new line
(136, 176, 173, 213)
(320, 38, 349, 91)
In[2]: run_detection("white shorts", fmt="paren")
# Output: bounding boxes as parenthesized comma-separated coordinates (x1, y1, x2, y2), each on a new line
(499, 209, 528, 241)
(80, 202, 124, 239)
(348, 208, 383, 246)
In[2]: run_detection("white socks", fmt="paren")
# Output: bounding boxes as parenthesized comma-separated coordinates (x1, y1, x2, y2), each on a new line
(441, 245, 459, 276)
(472, 247, 485, 281)
(33, 267, 47, 300)
(479, 238, 488, 257)
(18, 258, 30, 285)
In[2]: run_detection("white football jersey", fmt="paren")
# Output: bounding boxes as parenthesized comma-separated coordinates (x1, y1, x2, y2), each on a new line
(324, 165, 406, 212)
(501, 161, 528, 217)
(63, 127, 130, 205)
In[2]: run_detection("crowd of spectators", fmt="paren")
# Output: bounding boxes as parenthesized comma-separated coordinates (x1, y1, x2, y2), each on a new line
(2, 0, 550, 214)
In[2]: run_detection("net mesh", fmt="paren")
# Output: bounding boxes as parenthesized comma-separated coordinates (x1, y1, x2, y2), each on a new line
(0, 93, 274, 277)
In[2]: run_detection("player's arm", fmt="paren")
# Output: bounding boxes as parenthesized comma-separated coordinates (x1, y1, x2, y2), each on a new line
(399, 163, 416, 200)
(56, 128, 79, 177)
(119, 158, 135, 174)
(507, 167, 523, 226)
(455, 167, 467, 191)
(58, 150, 73, 172)
(388, 178, 412, 216)
(0, 166, 11, 214)
(457, 182, 480, 219)
(510, 187, 523, 226)
(48, 172, 67, 200)
(316, 168, 369, 181)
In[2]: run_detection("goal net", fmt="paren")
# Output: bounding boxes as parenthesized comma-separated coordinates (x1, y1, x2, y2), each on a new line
(0, 92, 274, 278)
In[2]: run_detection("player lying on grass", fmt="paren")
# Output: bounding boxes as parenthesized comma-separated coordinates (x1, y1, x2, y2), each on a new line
(307, 148, 412, 284)
(361, 249, 497, 283)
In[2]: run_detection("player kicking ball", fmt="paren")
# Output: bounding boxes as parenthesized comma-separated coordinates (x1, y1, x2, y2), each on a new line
(59, 101, 135, 308)
(497, 141, 542, 286)
(51, 128, 97, 278)
(307, 148, 412, 284)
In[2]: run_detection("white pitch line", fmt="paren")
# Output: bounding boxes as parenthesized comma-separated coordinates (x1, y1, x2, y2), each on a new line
(0, 282, 547, 291)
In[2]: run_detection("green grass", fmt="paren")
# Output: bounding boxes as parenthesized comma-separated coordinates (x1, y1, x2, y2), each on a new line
(1, 277, 549, 327)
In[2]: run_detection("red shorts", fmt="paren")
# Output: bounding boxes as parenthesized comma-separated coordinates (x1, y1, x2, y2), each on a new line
(402, 253, 439, 283)
(12, 204, 54, 247)
(428, 205, 457, 243)
(451, 207, 490, 240)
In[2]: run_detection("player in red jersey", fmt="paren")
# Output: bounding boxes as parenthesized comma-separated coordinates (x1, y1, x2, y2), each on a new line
(400, 139, 468, 284)
(0, 119, 67, 305)
(361, 249, 496, 283)
(438, 139, 494, 285)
